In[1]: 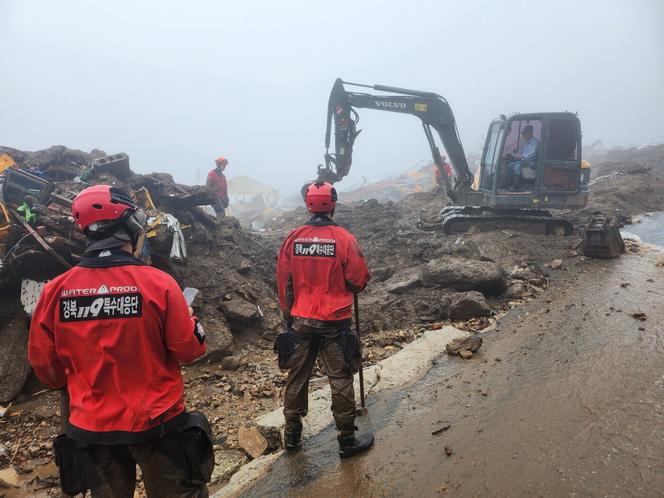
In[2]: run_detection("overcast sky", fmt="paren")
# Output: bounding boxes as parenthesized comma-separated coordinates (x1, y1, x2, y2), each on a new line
(1, 0, 662, 194)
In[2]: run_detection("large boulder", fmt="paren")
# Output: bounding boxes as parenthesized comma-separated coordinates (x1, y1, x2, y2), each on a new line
(199, 317, 233, 362)
(385, 269, 422, 294)
(421, 257, 506, 295)
(449, 291, 491, 321)
(220, 299, 259, 323)
(0, 312, 30, 403)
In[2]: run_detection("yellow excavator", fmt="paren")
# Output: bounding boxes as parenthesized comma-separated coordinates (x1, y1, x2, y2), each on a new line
(315, 78, 592, 235)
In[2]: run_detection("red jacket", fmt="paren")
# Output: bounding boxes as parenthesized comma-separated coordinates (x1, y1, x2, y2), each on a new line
(28, 250, 206, 443)
(207, 168, 228, 204)
(277, 215, 370, 324)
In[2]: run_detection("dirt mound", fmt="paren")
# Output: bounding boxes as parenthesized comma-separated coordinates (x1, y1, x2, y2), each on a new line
(587, 143, 664, 175)
(266, 189, 580, 333)
(564, 143, 664, 225)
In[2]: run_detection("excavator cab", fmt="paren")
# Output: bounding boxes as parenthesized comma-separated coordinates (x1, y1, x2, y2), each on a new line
(469, 113, 589, 210)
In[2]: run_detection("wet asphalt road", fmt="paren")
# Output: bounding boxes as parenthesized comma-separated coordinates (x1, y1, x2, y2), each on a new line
(242, 251, 664, 498)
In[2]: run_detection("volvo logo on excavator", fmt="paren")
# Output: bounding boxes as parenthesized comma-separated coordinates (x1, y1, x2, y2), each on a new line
(374, 101, 407, 109)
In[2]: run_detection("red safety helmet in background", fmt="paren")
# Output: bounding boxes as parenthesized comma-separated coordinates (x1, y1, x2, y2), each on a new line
(215, 156, 228, 166)
(72, 185, 138, 237)
(305, 182, 337, 213)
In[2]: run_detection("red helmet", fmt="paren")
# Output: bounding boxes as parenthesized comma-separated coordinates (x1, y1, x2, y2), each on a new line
(72, 185, 138, 235)
(305, 182, 337, 213)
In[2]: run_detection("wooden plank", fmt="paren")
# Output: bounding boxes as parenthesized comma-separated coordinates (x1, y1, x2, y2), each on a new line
(10, 209, 72, 270)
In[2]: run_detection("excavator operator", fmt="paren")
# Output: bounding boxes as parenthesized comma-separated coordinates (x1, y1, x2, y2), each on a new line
(507, 125, 539, 189)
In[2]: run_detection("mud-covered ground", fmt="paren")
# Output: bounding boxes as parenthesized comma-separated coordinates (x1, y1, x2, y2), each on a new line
(1, 144, 663, 495)
(243, 243, 664, 498)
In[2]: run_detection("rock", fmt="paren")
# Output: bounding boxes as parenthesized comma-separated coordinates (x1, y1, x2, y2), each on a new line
(0, 467, 20, 487)
(446, 334, 483, 355)
(550, 259, 563, 270)
(238, 425, 281, 459)
(385, 270, 422, 294)
(449, 292, 491, 321)
(508, 266, 533, 280)
(221, 356, 242, 371)
(506, 281, 528, 299)
(237, 259, 252, 275)
(528, 277, 547, 288)
(421, 257, 506, 295)
(199, 318, 233, 363)
(371, 320, 385, 332)
(220, 299, 259, 323)
(211, 449, 248, 484)
(458, 350, 473, 359)
(0, 314, 30, 403)
(238, 426, 267, 459)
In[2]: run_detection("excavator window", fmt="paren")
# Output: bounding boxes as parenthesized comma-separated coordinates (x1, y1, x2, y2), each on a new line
(503, 120, 542, 157)
(545, 119, 579, 161)
(480, 123, 504, 189)
(496, 119, 542, 190)
(541, 118, 581, 191)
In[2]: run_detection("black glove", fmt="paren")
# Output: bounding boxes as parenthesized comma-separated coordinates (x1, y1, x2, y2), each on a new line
(282, 311, 293, 329)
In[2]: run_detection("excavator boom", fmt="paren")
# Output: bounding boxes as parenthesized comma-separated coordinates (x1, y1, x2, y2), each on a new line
(318, 78, 473, 201)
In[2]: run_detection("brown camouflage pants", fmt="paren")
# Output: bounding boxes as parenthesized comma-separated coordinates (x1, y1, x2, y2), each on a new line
(87, 431, 208, 498)
(283, 323, 358, 436)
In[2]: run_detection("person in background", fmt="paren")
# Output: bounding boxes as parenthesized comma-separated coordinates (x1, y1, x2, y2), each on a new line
(207, 156, 229, 217)
(434, 156, 453, 187)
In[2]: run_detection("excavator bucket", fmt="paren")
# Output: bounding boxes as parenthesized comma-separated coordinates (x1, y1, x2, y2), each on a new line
(582, 211, 625, 258)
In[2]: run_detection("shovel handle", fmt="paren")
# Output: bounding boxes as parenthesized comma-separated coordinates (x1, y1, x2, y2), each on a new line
(354, 293, 366, 410)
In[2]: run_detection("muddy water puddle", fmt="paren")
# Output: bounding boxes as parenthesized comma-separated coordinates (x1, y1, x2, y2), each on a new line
(622, 211, 664, 247)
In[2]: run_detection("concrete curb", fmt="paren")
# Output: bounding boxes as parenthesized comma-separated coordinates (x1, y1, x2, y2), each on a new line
(213, 325, 468, 497)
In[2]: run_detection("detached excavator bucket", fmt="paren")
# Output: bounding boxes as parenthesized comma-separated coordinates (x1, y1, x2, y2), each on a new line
(582, 211, 625, 258)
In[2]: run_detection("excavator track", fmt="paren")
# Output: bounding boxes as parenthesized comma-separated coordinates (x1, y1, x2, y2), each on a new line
(440, 206, 575, 236)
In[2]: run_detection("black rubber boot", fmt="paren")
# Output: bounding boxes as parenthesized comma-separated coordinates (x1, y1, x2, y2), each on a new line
(337, 432, 374, 459)
(284, 427, 302, 453)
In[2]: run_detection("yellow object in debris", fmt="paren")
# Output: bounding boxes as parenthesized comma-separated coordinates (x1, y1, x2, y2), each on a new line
(580, 159, 591, 169)
(0, 154, 16, 173)
(135, 187, 157, 210)
(0, 202, 12, 239)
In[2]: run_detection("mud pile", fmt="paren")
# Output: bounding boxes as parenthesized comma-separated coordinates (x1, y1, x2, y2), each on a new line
(578, 143, 664, 222)
(267, 188, 582, 334)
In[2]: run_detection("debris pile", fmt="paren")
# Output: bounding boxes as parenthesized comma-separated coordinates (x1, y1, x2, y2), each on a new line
(0, 146, 283, 404)
(338, 162, 438, 203)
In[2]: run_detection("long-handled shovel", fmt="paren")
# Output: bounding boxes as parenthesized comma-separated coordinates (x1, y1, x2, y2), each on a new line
(354, 294, 368, 418)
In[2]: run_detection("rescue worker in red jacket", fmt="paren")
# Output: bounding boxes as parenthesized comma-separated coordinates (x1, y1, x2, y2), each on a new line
(206, 156, 229, 217)
(28, 185, 213, 497)
(276, 182, 374, 458)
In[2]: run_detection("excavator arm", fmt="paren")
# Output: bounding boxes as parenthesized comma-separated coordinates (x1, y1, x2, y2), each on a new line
(317, 78, 474, 202)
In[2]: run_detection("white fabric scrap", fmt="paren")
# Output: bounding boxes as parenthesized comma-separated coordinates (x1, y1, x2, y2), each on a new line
(163, 214, 187, 260)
